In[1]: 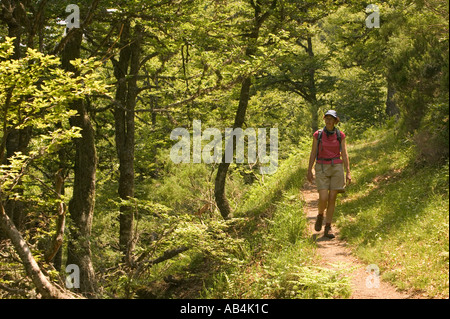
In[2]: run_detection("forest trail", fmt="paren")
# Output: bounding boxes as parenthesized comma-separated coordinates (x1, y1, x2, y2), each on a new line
(301, 180, 412, 299)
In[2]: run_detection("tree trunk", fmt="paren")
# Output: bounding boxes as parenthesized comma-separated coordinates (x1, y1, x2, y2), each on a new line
(112, 22, 141, 264)
(0, 9, 69, 294)
(215, 76, 252, 219)
(3, 127, 32, 230)
(214, 162, 232, 220)
(61, 28, 98, 298)
(385, 81, 399, 117)
(44, 169, 66, 264)
(51, 149, 68, 271)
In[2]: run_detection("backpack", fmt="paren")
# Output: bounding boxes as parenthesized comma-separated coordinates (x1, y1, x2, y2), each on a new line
(316, 126, 342, 161)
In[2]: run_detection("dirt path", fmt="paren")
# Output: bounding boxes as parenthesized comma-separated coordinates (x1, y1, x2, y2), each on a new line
(301, 181, 412, 299)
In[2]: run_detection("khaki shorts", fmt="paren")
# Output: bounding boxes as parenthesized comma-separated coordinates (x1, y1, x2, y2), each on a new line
(315, 163, 345, 191)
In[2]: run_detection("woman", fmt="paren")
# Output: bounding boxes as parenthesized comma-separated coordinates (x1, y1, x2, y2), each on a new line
(307, 110, 351, 239)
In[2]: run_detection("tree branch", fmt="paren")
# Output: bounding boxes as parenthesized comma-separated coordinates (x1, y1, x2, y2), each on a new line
(0, 199, 75, 299)
(149, 246, 190, 266)
(0, 282, 29, 298)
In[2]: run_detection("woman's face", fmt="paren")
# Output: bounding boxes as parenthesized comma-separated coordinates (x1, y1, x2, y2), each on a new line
(324, 115, 337, 130)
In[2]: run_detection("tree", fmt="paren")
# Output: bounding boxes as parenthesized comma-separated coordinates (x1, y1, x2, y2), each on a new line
(97, 0, 203, 264)
(110, 19, 141, 264)
(0, 0, 38, 231)
(215, 0, 278, 219)
(0, 37, 107, 298)
(320, 0, 448, 149)
(61, 29, 99, 297)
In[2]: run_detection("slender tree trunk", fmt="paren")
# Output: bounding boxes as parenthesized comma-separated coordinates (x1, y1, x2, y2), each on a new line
(4, 1, 22, 60)
(44, 169, 66, 265)
(51, 149, 68, 271)
(215, 77, 252, 219)
(113, 22, 141, 264)
(386, 81, 399, 117)
(4, 127, 31, 229)
(61, 28, 98, 298)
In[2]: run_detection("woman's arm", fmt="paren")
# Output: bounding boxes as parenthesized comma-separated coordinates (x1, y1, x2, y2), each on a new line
(341, 139, 352, 184)
(307, 137, 318, 182)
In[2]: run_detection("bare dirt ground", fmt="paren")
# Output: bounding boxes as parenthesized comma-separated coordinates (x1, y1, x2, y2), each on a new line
(301, 181, 413, 299)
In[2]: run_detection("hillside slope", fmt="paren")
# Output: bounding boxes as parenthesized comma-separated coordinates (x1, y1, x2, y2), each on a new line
(335, 127, 449, 298)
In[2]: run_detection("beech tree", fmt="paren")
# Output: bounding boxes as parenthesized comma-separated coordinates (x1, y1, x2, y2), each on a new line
(0, 37, 108, 298)
(213, 0, 278, 219)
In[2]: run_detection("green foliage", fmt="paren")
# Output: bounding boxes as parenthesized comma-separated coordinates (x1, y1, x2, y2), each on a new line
(202, 263, 351, 299)
(247, 89, 310, 158)
(413, 99, 449, 165)
(326, 67, 386, 131)
(92, 195, 245, 298)
(321, 1, 448, 148)
(0, 37, 108, 195)
(146, 161, 217, 215)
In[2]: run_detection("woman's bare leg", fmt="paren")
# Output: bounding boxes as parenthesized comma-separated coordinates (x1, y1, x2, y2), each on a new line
(325, 190, 339, 224)
(318, 189, 329, 216)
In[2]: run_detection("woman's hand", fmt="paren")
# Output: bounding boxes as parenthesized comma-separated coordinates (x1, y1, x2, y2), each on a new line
(346, 172, 352, 185)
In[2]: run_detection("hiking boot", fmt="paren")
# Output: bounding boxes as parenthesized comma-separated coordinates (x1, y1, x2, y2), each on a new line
(324, 225, 336, 239)
(314, 214, 324, 232)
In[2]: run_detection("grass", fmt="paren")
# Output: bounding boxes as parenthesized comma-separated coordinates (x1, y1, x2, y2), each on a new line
(336, 126, 449, 298)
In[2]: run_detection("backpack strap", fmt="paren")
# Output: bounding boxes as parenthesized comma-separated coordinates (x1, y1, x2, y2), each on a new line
(335, 127, 342, 152)
(316, 127, 325, 161)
